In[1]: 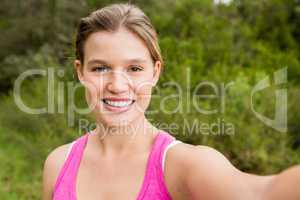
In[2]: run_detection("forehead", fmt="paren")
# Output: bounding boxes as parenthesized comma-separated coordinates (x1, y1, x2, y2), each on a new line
(84, 28, 152, 64)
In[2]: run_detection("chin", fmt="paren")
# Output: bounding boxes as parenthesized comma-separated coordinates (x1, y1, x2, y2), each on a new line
(102, 118, 133, 127)
(94, 112, 140, 128)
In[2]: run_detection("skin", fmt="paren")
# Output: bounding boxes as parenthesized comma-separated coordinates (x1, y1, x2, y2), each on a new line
(42, 27, 300, 200)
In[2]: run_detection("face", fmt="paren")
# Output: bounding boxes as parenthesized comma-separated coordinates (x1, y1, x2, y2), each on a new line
(75, 28, 161, 127)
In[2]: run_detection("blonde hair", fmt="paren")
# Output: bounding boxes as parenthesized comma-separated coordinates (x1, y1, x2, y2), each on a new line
(75, 3, 163, 67)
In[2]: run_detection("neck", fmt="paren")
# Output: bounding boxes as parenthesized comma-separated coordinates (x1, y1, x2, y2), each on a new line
(91, 116, 159, 158)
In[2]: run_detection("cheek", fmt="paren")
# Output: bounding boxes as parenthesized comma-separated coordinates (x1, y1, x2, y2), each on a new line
(134, 81, 154, 111)
(85, 87, 99, 109)
(83, 76, 104, 90)
(82, 78, 104, 105)
(134, 80, 153, 97)
(133, 73, 155, 94)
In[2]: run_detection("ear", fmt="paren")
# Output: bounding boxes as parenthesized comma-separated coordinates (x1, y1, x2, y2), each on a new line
(74, 59, 84, 83)
(152, 60, 161, 86)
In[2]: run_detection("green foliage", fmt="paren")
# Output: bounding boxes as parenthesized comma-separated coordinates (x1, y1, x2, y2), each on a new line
(0, 0, 300, 199)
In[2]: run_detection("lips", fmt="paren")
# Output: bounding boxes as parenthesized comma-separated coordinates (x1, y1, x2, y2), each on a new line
(101, 98, 135, 112)
(102, 99, 135, 107)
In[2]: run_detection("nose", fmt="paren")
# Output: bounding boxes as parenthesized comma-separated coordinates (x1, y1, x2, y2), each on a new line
(106, 71, 130, 94)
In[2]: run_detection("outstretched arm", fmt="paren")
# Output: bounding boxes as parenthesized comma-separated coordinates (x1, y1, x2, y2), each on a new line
(182, 145, 276, 200)
(263, 165, 300, 200)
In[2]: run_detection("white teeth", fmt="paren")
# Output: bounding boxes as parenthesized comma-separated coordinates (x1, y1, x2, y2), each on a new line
(103, 100, 133, 107)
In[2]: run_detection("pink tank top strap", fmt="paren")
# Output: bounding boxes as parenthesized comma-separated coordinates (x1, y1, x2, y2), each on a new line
(53, 132, 89, 200)
(137, 130, 176, 200)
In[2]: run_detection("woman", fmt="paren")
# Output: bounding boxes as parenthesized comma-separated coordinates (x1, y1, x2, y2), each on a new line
(42, 3, 300, 200)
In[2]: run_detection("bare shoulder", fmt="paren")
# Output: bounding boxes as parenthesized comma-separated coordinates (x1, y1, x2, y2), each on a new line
(164, 142, 227, 198)
(166, 142, 228, 169)
(42, 142, 73, 200)
(166, 142, 266, 200)
(43, 142, 72, 180)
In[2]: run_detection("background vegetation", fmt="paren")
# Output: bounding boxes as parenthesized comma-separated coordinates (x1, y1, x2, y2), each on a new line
(0, 0, 299, 199)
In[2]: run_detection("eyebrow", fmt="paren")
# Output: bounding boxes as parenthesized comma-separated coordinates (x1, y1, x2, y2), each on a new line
(87, 58, 148, 66)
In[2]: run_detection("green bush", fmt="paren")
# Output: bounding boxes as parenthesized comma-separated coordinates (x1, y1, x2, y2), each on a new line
(0, 0, 300, 199)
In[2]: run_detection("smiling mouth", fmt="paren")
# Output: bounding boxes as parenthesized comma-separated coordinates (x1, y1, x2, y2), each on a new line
(102, 99, 136, 108)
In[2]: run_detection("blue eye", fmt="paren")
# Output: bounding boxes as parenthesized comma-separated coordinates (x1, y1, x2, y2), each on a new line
(92, 66, 110, 72)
